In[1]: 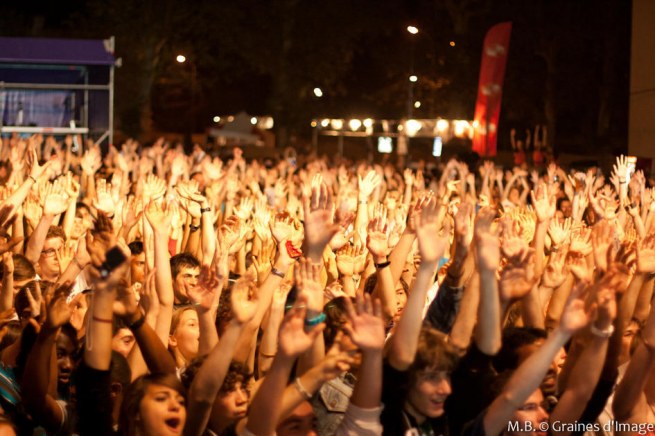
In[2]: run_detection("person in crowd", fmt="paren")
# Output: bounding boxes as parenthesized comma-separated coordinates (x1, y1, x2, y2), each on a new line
(0, 131, 645, 436)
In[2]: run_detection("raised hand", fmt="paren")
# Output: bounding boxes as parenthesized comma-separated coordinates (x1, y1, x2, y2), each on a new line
(278, 295, 325, 358)
(591, 220, 614, 272)
(475, 207, 500, 271)
(302, 182, 340, 260)
(637, 233, 655, 274)
(416, 198, 449, 264)
(43, 282, 73, 329)
(548, 218, 572, 250)
(499, 251, 537, 302)
(139, 268, 159, 319)
(294, 257, 324, 312)
(231, 273, 258, 324)
(43, 182, 70, 216)
(358, 170, 381, 201)
(500, 216, 529, 264)
(188, 265, 222, 313)
(144, 200, 173, 234)
(27, 146, 54, 180)
(80, 147, 101, 176)
(94, 179, 116, 216)
(454, 202, 474, 248)
(342, 293, 385, 353)
(613, 155, 629, 183)
(366, 217, 390, 262)
(234, 196, 254, 222)
(113, 278, 139, 318)
(541, 250, 567, 289)
(570, 226, 592, 256)
(143, 174, 166, 202)
(270, 212, 294, 244)
(560, 281, 592, 334)
(336, 243, 358, 277)
(531, 183, 556, 222)
(56, 243, 75, 274)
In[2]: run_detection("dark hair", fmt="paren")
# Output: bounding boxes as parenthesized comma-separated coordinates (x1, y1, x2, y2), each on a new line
(408, 327, 459, 385)
(556, 196, 571, 210)
(110, 351, 132, 394)
(323, 297, 350, 349)
(12, 254, 36, 283)
(170, 253, 200, 279)
(493, 327, 548, 373)
(120, 373, 186, 436)
(219, 361, 252, 395)
(45, 226, 66, 242)
(128, 240, 144, 256)
(15, 281, 39, 320)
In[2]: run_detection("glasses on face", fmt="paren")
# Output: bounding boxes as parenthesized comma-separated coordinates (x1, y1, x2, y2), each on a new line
(41, 248, 58, 258)
(517, 401, 549, 412)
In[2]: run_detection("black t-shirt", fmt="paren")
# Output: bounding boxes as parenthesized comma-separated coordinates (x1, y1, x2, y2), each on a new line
(380, 360, 450, 436)
(444, 344, 497, 435)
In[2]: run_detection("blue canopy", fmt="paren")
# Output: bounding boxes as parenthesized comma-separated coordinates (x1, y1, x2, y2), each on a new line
(0, 37, 115, 66)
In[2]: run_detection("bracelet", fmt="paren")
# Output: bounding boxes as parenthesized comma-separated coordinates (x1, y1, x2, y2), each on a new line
(375, 260, 391, 269)
(127, 314, 147, 331)
(359, 200, 368, 205)
(189, 224, 200, 233)
(304, 312, 326, 327)
(28, 175, 37, 184)
(590, 323, 614, 338)
(294, 377, 312, 400)
(259, 352, 277, 358)
(271, 267, 286, 278)
(92, 315, 113, 324)
(200, 207, 211, 214)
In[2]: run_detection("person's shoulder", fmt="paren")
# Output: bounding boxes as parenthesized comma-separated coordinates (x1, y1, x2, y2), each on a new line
(461, 409, 488, 436)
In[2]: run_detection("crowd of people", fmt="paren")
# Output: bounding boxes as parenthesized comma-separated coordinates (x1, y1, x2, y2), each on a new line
(0, 133, 650, 435)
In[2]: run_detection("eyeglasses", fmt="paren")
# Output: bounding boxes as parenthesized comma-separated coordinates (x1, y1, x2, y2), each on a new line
(517, 401, 549, 412)
(40, 248, 58, 258)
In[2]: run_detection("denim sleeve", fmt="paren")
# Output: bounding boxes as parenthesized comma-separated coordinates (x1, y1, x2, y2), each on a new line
(423, 280, 464, 334)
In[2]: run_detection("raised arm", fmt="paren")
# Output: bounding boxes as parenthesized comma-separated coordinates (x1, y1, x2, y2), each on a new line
(474, 207, 502, 355)
(483, 283, 591, 435)
(184, 275, 257, 436)
(21, 283, 72, 432)
(245, 296, 324, 436)
(387, 198, 448, 370)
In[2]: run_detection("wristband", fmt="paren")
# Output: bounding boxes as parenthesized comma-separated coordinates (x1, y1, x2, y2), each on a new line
(271, 267, 286, 278)
(375, 260, 391, 269)
(294, 377, 312, 400)
(590, 323, 614, 338)
(189, 224, 200, 233)
(200, 207, 211, 214)
(92, 315, 113, 324)
(127, 314, 147, 331)
(304, 312, 326, 327)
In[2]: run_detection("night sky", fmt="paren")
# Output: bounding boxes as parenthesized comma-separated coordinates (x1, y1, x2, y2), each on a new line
(0, 0, 631, 155)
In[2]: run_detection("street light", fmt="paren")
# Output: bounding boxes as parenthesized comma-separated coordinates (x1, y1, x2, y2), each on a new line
(409, 75, 418, 83)
(407, 25, 419, 35)
(176, 54, 186, 63)
(313, 87, 323, 97)
(414, 101, 421, 108)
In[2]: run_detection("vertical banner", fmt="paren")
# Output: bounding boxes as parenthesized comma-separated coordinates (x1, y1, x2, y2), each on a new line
(472, 22, 512, 157)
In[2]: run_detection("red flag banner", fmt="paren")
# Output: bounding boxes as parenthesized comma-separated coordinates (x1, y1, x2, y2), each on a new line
(472, 22, 512, 157)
